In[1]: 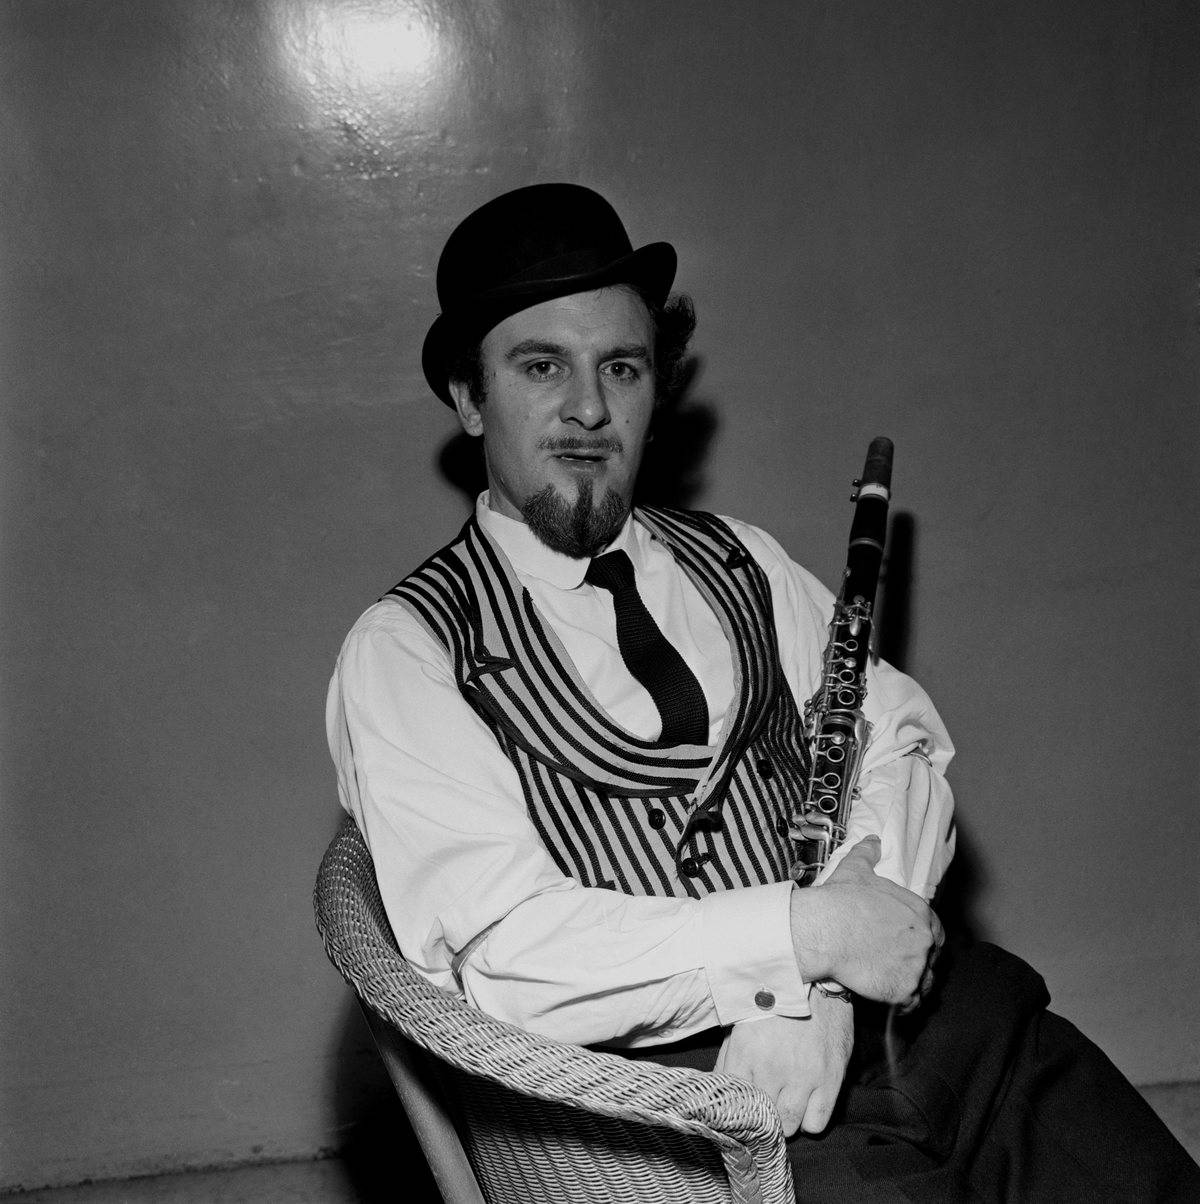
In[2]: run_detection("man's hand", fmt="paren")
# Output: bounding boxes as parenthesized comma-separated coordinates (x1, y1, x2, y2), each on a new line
(790, 835, 943, 1009)
(714, 992, 855, 1137)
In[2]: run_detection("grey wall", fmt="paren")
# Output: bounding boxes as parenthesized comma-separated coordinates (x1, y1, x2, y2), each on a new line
(2, 0, 1197, 1190)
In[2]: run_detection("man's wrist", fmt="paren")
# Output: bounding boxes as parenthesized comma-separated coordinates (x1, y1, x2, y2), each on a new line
(789, 883, 833, 983)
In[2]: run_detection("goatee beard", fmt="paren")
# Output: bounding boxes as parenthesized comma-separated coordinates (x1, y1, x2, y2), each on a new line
(522, 482, 628, 559)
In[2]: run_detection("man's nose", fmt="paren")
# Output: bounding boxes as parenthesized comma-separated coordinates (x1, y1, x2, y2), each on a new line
(559, 371, 610, 429)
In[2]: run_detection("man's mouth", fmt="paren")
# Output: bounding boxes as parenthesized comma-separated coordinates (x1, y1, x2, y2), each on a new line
(545, 438, 622, 465)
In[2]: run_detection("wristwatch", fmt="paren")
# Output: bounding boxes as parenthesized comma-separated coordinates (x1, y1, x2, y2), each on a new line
(813, 980, 853, 1001)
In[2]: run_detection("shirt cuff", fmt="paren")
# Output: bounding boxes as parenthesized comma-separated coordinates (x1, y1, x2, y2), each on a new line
(699, 880, 811, 1024)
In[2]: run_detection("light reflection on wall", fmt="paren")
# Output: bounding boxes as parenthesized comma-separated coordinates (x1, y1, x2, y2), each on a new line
(310, 5, 439, 85)
(272, 0, 453, 162)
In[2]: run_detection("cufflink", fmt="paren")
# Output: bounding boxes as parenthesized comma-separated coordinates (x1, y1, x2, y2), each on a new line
(753, 988, 776, 1010)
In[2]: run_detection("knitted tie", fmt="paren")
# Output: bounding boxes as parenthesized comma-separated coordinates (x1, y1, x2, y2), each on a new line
(585, 550, 709, 746)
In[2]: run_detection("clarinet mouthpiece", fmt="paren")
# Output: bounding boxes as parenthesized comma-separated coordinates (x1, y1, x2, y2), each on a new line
(862, 437, 894, 490)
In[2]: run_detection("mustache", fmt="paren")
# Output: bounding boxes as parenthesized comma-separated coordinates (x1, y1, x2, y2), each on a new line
(539, 435, 624, 454)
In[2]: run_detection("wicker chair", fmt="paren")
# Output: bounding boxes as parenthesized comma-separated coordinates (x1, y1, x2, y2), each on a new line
(314, 815, 794, 1204)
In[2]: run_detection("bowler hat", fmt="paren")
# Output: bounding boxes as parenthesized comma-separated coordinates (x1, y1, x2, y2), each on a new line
(421, 183, 676, 406)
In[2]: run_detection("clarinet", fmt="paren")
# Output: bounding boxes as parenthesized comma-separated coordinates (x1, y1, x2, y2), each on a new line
(790, 437, 894, 887)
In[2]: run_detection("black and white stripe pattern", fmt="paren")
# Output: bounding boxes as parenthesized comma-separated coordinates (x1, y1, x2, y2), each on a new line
(388, 508, 813, 898)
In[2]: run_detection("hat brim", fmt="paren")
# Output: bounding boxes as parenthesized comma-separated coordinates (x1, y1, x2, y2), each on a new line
(422, 241, 676, 407)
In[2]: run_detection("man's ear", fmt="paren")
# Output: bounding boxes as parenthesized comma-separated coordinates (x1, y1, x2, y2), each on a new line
(449, 380, 484, 437)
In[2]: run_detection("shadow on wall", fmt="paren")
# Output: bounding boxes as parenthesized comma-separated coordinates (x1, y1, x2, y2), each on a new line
(877, 512, 915, 677)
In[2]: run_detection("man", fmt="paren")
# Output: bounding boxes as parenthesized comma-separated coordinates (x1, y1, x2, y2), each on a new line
(327, 183, 1198, 1199)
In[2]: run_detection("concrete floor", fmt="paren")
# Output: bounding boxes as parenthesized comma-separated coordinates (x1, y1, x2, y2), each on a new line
(3, 1094, 440, 1203)
(5, 1161, 366, 1204)
(6, 1083, 1198, 1203)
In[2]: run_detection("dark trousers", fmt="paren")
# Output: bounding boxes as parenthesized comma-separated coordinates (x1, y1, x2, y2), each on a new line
(622, 943, 1200, 1202)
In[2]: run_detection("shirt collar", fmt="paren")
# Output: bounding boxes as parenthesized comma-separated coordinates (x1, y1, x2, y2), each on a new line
(475, 492, 643, 590)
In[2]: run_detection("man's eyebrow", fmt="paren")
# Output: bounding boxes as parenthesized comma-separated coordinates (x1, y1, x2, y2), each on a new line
(606, 343, 652, 363)
(504, 339, 565, 361)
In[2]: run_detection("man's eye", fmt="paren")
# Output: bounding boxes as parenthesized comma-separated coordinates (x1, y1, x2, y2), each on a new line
(525, 360, 560, 381)
(605, 361, 641, 382)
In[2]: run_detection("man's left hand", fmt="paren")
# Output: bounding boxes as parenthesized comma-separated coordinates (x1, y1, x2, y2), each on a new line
(713, 991, 855, 1138)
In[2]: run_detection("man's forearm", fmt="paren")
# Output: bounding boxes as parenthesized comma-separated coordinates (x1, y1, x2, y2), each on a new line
(460, 877, 810, 1047)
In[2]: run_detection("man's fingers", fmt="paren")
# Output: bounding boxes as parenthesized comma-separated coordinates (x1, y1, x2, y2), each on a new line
(800, 1088, 837, 1135)
(895, 964, 937, 1015)
(776, 1088, 810, 1139)
(843, 834, 881, 868)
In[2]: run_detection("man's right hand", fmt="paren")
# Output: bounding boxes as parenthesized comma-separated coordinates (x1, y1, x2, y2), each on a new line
(789, 835, 942, 1008)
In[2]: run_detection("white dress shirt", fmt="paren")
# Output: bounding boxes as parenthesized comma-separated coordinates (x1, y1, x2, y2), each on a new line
(326, 494, 956, 1048)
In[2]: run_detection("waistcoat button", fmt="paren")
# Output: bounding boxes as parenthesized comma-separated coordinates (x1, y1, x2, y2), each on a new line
(775, 816, 789, 836)
(648, 808, 667, 830)
(680, 856, 703, 878)
(757, 759, 774, 779)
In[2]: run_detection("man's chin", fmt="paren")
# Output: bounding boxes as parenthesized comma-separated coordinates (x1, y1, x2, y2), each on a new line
(521, 483, 629, 559)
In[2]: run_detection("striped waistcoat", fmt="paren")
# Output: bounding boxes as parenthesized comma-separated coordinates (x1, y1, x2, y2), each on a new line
(388, 507, 814, 899)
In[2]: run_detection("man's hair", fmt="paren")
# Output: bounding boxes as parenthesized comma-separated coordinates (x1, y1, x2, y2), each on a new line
(447, 289, 696, 407)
